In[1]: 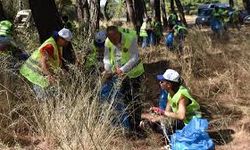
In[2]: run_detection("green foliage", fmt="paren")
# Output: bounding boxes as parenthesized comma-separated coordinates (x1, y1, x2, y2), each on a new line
(104, 0, 126, 19)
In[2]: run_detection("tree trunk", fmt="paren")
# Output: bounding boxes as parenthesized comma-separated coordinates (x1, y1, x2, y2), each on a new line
(134, 0, 144, 35)
(29, 0, 76, 66)
(229, 0, 234, 8)
(243, 0, 250, 13)
(89, 0, 100, 35)
(150, 0, 161, 22)
(76, 0, 90, 25)
(104, 0, 111, 20)
(143, 0, 148, 18)
(161, 0, 168, 28)
(29, 0, 62, 42)
(174, 0, 187, 25)
(125, 0, 136, 27)
(170, 0, 175, 12)
(0, 0, 5, 20)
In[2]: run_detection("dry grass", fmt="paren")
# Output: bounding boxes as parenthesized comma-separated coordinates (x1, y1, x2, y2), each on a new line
(0, 26, 250, 149)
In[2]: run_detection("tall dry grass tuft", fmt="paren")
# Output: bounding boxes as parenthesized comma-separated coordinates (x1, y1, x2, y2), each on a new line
(33, 66, 121, 149)
(0, 30, 126, 149)
(0, 64, 124, 149)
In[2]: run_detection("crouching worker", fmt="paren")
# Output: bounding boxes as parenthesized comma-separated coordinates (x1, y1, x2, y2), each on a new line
(151, 69, 201, 135)
(84, 31, 106, 73)
(20, 28, 72, 99)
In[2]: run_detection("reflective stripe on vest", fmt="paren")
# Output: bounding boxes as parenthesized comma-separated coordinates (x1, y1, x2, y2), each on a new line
(0, 20, 12, 36)
(20, 37, 61, 88)
(174, 25, 187, 36)
(105, 28, 144, 79)
(140, 22, 148, 37)
(168, 86, 201, 124)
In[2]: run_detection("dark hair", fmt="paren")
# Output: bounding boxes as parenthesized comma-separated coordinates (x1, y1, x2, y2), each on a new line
(169, 77, 184, 93)
(106, 26, 118, 33)
(94, 40, 105, 48)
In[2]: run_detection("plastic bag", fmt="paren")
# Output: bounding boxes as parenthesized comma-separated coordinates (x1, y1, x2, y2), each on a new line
(165, 32, 174, 48)
(170, 118, 215, 150)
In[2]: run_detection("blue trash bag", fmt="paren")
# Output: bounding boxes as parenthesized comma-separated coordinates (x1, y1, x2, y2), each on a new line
(170, 118, 215, 150)
(159, 89, 168, 110)
(211, 19, 222, 33)
(165, 32, 174, 48)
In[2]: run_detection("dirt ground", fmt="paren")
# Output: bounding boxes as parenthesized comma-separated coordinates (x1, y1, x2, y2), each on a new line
(135, 16, 250, 150)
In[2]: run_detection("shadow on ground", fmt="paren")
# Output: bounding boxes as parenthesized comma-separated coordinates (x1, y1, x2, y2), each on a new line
(208, 129, 235, 145)
(142, 60, 169, 107)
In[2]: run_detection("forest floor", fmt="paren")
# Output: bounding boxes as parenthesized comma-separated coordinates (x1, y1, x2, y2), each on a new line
(0, 15, 249, 150)
(129, 16, 250, 150)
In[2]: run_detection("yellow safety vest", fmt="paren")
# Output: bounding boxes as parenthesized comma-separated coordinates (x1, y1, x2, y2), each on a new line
(20, 37, 62, 88)
(140, 22, 148, 37)
(105, 28, 144, 79)
(168, 86, 201, 124)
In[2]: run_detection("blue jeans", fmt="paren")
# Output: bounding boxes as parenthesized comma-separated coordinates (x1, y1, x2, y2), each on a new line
(141, 37, 148, 48)
(100, 77, 131, 129)
(150, 32, 156, 46)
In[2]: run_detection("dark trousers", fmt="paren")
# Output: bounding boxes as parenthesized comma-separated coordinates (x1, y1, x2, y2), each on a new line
(120, 75, 143, 131)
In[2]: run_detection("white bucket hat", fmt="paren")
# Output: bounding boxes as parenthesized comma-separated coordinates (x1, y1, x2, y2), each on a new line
(58, 28, 72, 42)
(157, 69, 180, 83)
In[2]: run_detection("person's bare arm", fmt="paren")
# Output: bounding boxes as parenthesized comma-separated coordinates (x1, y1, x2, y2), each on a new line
(40, 51, 52, 76)
(164, 96, 188, 121)
(165, 100, 172, 113)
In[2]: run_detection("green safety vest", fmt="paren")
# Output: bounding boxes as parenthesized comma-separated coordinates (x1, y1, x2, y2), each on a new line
(140, 22, 148, 37)
(168, 86, 201, 124)
(85, 44, 98, 70)
(154, 21, 162, 37)
(169, 14, 178, 25)
(222, 9, 230, 23)
(105, 28, 144, 79)
(231, 11, 239, 23)
(174, 25, 187, 36)
(20, 37, 62, 88)
(0, 20, 12, 36)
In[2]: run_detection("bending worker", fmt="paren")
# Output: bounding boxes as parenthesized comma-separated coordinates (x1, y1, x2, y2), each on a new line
(20, 28, 72, 99)
(103, 26, 145, 135)
(85, 31, 106, 72)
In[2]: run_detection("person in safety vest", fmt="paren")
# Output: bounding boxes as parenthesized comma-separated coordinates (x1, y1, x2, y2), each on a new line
(211, 6, 224, 28)
(230, 9, 240, 30)
(168, 11, 178, 28)
(173, 23, 187, 53)
(152, 17, 163, 45)
(140, 18, 148, 48)
(220, 7, 230, 31)
(151, 69, 201, 134)
(85, 31, 106, 72)
(103, 25, 145, 136)
(165, 26, 174, 50)
(0, 20, 28, 60)
(19, 28, 72, 98)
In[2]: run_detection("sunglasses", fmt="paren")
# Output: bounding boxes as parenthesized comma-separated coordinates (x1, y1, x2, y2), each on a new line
(159, 80, 166, 84)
